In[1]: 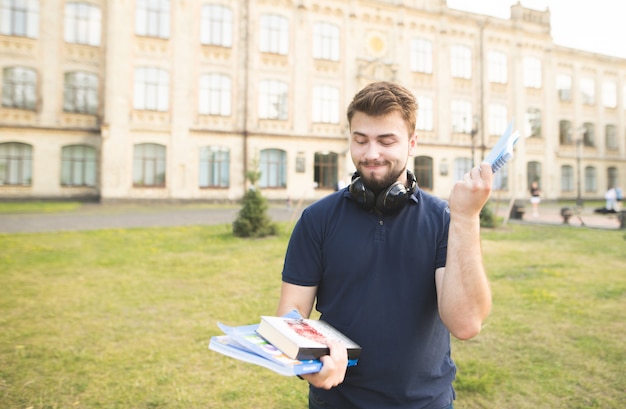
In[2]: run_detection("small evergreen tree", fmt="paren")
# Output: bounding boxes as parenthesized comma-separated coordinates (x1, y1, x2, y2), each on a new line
(479, 203, 497, 228)
(232, 168, 278, 238)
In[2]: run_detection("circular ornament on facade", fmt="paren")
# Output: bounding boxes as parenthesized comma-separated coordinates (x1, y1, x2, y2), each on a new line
(366, 32, 387, 57)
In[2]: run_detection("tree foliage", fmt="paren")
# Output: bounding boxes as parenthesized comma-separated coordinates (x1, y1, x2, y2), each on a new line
(232, 169, 278, 238)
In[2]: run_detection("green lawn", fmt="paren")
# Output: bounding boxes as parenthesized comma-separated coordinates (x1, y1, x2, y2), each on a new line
(0, 222, 624, 408)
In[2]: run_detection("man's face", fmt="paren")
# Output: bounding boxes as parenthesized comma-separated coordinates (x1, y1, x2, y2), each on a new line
(350, 111, 417, 193)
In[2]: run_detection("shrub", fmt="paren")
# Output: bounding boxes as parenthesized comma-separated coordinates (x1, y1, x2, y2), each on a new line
(480, 204, 497, 228)
(232, 168, 278, 238)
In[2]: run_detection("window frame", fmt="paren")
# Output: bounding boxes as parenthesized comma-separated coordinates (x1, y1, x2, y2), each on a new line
(135, 0, 170, 39)
(133, 143, 166, 187)
(64, 2, 101, 46)
(523, 57, 542, 89)
(259, 148, 287, 188)
(258, 80, 288, 120)
(314, 151, 338, 189)
(0, 0, 39, 38)
(487, 51, 507, 84)
(63, 71, 99, 114)
(312, 84, 339, 124)
(312, 22, 339, 61)
(199, 146, 230, 188)
(259, 14, 289, 55)
(0, 142, 33, 186)
(2, 66, 37, 110)
(61, 144, 97, 187)
(198, 73, 231, 116)
(133, 67, 169, 112)
(410, 38, 433, 74)
(450, 45, 471, 79)
(200, 4, 232, 47)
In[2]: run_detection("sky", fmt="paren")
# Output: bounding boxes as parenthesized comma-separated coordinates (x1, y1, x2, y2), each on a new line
(446, 0, 626, 59)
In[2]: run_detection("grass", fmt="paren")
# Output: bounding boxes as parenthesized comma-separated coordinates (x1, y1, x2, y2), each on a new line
(0, 220, 624, 408)
(0, 201, 84, 213)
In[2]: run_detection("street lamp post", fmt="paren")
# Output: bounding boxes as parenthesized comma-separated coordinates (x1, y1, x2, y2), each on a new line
(575, 127, 584, 209)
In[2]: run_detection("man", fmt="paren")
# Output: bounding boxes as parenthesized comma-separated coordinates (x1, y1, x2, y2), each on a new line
(276, 81, 492, 409)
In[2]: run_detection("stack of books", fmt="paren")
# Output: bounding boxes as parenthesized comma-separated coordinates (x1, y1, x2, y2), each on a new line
(209, 310, 361, 376)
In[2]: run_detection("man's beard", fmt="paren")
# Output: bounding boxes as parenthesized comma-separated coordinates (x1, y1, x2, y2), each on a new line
(359, 164, 405, 195)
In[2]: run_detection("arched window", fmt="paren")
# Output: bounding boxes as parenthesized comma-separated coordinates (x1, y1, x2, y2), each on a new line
(199, 146, 229, 188)
(0, 142, 32, 185)
(61, 144, 97, 186)
(259, 149, 286, 188)
(133, 143, 166, 187)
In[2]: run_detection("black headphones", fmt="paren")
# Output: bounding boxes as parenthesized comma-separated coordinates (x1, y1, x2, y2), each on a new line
(349, 169, 417, 214)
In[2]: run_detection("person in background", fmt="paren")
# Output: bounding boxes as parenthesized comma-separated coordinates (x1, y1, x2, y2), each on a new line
(275, 81, 493, 409)
(529, 181, 541, 217)
(605, 187, 617, 212)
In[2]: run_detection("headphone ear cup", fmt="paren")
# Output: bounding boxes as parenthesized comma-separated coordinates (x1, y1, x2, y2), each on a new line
(349, 175, 376, 210)
(376, 182, 408, 213)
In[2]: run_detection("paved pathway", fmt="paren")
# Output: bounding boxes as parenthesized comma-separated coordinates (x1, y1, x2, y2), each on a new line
(0, 203, 303, 234)
(0, 201, 622, 233)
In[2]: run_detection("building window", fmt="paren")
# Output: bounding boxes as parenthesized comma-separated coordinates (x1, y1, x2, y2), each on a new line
(454, 157, 472, 181)
(580, 77, 595, 105)
(414, 156, 433, 190)
(313, 22, 339, 61)
(556, 74, 571, 101)
(61, 145, 97, 186)
(525, 107, 541, 138)
(450, 45, 471, 79)
(487, 51, 507, 84)
(559, 120, 572, 145)
(198, 73, 231, 116)
(602, 81, 617, 108)
(258, 80, 288, 120)
(492, 164, 509, 191)
(260, 14, 288, 55)
(0, 142, 32, 185)
(527, 161, 542, 190)
(133, 67, 169, 111)
(451, 100, 472, 133)
(2, 66, 37, 110)
(488, 103, 507, 136)
(135, 0, 170, 39)
(606, 124, 617, 150)
(314, 152, 338, 189)
(64, 2, 101, 46)
(259, 149, 286, 188)
(584, 166, 596, 193)
(582, 122, 595, 147)
(312, 85, 339, 124)
(607, 167, 618, 190)
(416, 97, 433, 131)
(200, 4, 232, 47)
(523, 57, 541, 88)
(410, 39, 432, 74)
(63, 71, 98, 114)
(133, 143, 166, 187)
(199, 146, 229, 188)
(561, 165, 574, 192)
(0, 0, 39, 38)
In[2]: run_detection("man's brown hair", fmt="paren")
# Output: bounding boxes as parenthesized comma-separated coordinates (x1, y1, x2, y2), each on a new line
(346, 81, 418, 136)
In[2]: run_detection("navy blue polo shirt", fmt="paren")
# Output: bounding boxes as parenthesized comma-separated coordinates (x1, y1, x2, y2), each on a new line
(282, 187, 455, 409)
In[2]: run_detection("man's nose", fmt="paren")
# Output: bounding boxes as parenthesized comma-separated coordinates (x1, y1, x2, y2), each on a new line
(363, 142, 381, 160)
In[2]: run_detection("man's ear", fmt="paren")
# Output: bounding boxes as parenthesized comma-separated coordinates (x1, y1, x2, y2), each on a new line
(408, 132, 418, 156)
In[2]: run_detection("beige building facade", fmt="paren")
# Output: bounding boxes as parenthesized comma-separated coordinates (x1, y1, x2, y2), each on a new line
(1, 0, 625, 203)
